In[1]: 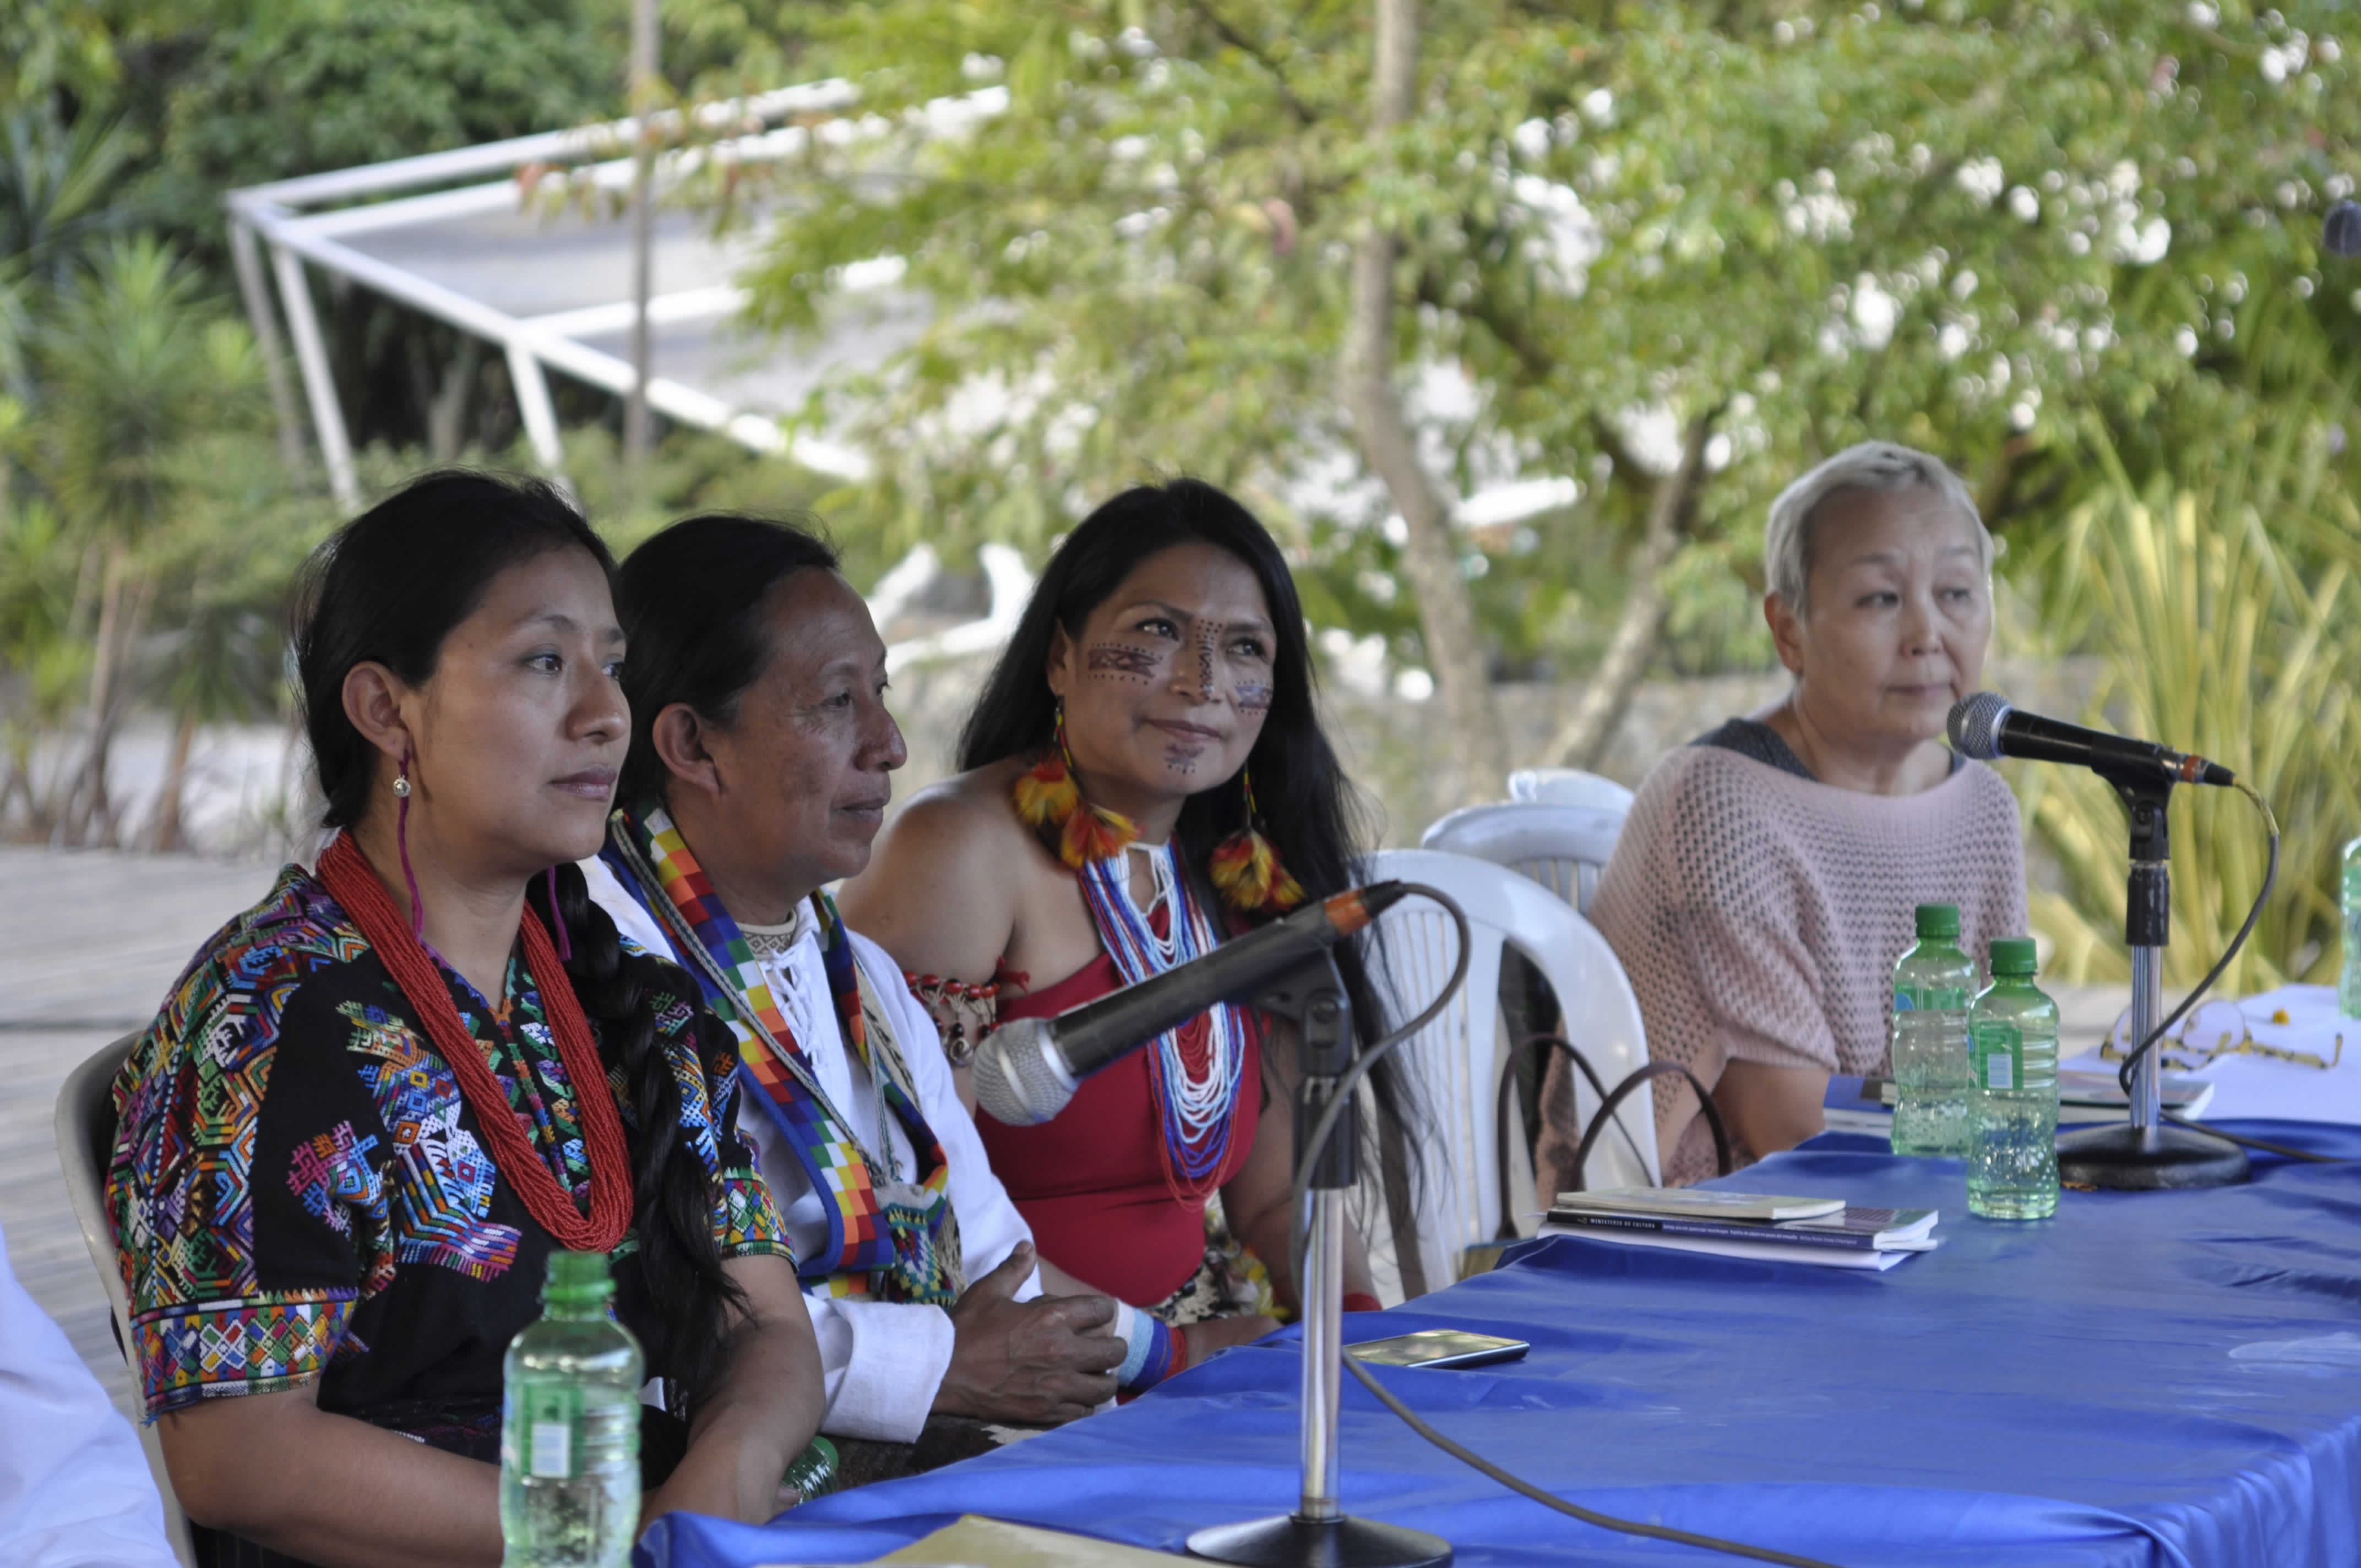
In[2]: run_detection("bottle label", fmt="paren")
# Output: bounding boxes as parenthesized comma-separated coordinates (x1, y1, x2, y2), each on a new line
(1972, 1021, 2023, 1092)
(1897, 987, 1969, 1014)
(525, 1384, 582, 1479)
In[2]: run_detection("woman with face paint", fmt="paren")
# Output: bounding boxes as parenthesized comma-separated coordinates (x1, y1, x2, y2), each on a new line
(844, 480, 1415, 1375)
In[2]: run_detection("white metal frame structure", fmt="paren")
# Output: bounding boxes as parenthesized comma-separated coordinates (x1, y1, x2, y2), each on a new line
(225, 84, 866, 509)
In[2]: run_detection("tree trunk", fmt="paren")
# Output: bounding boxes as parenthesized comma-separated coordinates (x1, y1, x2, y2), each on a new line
(63, 550, 153, 847)
(153, 706, 200, 852)
(1340, 0, 1508, 807)
(1549, 413, 1716, 770)
(61, 544, 128, 845)
(427, 336, 483, 461)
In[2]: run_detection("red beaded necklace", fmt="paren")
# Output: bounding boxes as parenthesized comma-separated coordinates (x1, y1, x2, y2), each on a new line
(317, 831, 634, 1254)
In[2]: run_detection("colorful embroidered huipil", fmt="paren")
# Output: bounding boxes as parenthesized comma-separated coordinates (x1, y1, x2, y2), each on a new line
(602, 804, 964, 1304)
(106, 865, 787, 1454)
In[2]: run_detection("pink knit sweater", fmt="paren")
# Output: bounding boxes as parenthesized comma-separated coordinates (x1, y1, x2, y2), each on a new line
(1538, 742, 2028, 1190)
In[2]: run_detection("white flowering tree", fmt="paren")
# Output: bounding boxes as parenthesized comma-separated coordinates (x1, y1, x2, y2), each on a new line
(704, 0, 2357, 793)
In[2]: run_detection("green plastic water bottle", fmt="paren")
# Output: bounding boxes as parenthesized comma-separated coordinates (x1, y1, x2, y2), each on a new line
(501, 1249, 643, 1566)
(1967, 938, 2060, 1220)
(1889, 903, 1976, 1157)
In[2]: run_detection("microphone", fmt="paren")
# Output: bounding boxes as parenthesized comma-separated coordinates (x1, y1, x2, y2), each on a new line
(1947, 692, 2234, 788)
(2325, 200, 2361, 259)
(972, 881, 1410, 1126)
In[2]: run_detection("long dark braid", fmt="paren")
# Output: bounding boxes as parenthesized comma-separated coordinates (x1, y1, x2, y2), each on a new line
(533, 860, 747, 1409)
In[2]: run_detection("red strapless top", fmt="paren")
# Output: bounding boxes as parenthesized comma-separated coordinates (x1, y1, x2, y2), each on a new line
(981, 943, 1262, 1305)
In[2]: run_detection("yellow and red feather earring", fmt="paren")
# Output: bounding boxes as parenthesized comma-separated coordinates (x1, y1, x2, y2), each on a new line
(1210, 767, 1305, 914)
(1011, 701, 1139, 868)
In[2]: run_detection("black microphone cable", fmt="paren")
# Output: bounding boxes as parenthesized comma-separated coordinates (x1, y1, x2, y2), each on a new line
(2107, 781, 2339, 1164)
(1279, 883, 1851, 1568)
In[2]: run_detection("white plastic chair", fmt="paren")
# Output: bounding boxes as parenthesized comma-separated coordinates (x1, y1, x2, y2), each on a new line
(56, 1034, 200, 1567)
(1420, 801, 1626, 917)
(1508, 766, 1636, 814)
(1351, 849, 1656, 1304)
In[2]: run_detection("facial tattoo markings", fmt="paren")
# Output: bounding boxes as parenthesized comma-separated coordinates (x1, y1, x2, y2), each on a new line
(1085, 642, 1157, 683)
(1193, 620, 1225, 702)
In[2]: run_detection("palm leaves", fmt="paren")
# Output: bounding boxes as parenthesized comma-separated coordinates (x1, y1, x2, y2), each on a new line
(0, 109, 138, 288)
(2, 231, 271, 843)
(2015, 422, 2361, 990)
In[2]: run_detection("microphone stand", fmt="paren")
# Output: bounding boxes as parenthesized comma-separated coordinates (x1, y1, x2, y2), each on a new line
(2054, 769, 2248, 1189)
(1188, 952, 1450, 1568)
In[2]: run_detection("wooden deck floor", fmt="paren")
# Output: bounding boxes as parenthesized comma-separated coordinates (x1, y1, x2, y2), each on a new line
(0, 845, 286, 1420)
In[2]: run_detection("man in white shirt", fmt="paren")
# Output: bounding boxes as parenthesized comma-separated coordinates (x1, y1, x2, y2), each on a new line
(0, 1217, 182, 1566)
(585, 515, 1134, 1463)
(585, 854, 1111, 1443)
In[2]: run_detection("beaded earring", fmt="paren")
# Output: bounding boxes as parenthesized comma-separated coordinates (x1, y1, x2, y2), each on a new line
(392, 750, 425, 940)
(1011, 703, 1138, 868)
(1210, 767, 1305, 914)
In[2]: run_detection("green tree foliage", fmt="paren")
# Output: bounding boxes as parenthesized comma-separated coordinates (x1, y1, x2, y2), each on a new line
(155, 0, 625, 211)
(24, 233, 267, 841)
(0, 108, 142, 291)
(715, 0, 2358, 759)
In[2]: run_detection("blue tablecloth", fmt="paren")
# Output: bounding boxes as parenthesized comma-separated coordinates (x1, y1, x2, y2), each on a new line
(643, 1121, 2361, 1568)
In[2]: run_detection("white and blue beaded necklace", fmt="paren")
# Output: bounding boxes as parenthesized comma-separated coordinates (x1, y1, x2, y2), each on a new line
(1076, 840, 1247, 1194)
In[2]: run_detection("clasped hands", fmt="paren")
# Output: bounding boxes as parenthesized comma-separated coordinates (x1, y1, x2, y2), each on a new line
(933, 1241, 1279, 1424)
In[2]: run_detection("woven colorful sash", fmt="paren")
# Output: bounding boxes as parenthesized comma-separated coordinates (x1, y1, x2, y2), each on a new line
(602, 804, 961, 1304)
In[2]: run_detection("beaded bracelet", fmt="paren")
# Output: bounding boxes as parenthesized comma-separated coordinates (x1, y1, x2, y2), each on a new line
(1112, 1299, 1183, 1392)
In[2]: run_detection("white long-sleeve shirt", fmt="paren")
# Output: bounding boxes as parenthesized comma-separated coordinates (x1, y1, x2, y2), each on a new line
(583, 856, 1040, 1442)
(0, 1220, 179, 1567)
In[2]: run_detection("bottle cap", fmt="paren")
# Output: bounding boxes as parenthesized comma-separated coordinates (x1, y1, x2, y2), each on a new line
(1914, 903, 1961, 939)
(1989, 937, 2038, 976)
(542, 1248, 615, 1305)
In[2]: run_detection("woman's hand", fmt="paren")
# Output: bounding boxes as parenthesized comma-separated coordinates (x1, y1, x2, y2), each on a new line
(645, 1253, 825, 1530)
(1178, 1313, 1282, 1363)
(1711, 1061, 1829, 1161)
(1220, 1049, 1378, 1314)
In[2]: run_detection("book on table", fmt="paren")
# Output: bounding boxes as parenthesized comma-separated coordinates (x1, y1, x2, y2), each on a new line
(1542, 1187, 1941, 1269)
(1549, 1186, 1845, 1222)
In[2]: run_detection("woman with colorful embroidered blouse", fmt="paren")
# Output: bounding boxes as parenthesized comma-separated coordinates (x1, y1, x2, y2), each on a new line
(107, 473, 824, 1568)
(842, 480, 1411, 1347)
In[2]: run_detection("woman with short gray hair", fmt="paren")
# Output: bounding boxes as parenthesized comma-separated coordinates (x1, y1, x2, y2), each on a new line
(1537, 440, 2029, 1189)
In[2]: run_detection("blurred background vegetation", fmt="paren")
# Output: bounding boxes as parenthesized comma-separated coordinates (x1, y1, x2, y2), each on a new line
(2, 0, 2357, 988)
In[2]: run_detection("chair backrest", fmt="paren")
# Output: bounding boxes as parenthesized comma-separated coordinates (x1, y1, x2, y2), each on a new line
(1508, 766, 1637, 814)
(56, 1033, 199, 1568)
(1352, 849, 1657, 1302)
(1420, 799, 1627, 916)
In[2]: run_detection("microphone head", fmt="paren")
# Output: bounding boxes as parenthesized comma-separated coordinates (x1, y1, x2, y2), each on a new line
(1947, 692, 2013, 761)
(2326, 200, 2361, 259)
(970, 1017, 1076, 1127)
